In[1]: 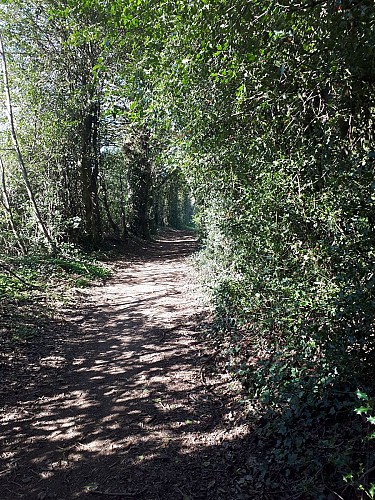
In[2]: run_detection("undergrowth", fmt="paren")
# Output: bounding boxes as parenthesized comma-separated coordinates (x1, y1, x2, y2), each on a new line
(194, 187, 375, 499)
(200, 298, 375, 499)
(0, 253, 111, 343)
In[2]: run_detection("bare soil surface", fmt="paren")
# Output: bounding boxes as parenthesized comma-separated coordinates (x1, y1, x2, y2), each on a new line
(0, 231, 254, 500)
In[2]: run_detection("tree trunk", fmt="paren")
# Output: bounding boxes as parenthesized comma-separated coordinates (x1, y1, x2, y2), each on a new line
(79, 100, 102, 245)
(118, 173, 128, 239)
(168, 175, 180, 228)
(125, 130, 152, 239)
(100, 175, 120, 236)
(0, 157, 27, 254)
(0, 33, 54, 251)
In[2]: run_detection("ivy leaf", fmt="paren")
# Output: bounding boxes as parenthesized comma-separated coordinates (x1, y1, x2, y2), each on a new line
(356, 389, 369, 401)
(355, 406, 371, 415)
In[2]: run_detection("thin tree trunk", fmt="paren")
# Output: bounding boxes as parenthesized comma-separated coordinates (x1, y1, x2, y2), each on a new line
(168, 174, 179, 228)
(126, 131, 152, 239)
(100, 175, 120, 236)
(0, 157, 27, 254)
(91, 100, 102, 241)
(118, 173, 128, 239)
(80, 100, 102, 244)
(0, 33, 54, 250)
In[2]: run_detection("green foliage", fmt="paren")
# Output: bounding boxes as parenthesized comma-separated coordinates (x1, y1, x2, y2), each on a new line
(1, 0, 374, 496)
(0, 272, 35, 299)
(150, 0, 375, 496)
(0, 255, 110, 302)
(48, 257, 110, 280)
(342, 391, 375, 499)
(0, 252, 111, 350)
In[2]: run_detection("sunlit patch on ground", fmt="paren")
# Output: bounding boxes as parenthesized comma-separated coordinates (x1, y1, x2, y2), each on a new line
(0, 232, 251, 500)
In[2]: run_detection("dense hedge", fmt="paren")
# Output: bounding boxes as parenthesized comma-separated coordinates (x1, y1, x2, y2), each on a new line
(148, 1, 375, 496)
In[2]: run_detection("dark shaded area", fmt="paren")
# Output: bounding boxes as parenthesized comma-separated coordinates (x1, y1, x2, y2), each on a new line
(101, 229, 199, 261)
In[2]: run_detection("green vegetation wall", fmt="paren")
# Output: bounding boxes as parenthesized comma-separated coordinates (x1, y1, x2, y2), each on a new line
(128, 1, 375, 493)
(142, 0, 375, 383)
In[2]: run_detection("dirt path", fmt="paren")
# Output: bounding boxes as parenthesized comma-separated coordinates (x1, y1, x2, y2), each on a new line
(0, 231, 252, 500)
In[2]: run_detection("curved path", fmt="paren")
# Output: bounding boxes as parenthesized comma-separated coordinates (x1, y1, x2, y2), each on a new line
(0, 231, 250, 500)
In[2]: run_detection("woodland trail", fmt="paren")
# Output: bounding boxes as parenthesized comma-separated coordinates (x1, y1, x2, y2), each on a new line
(0, 231, 252, 500)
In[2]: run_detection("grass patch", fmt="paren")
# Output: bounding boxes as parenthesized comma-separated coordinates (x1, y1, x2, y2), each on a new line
(0, 252, 111, 347)
(0, 254, 111, 300)
(11, 325, 38, 342)
(48, 257, 111, 280)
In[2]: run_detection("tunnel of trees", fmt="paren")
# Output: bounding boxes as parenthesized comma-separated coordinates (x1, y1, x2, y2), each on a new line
(1, 0, 374, 497)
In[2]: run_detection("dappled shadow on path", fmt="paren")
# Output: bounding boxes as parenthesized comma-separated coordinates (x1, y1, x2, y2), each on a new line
(0, 231, 254, 500)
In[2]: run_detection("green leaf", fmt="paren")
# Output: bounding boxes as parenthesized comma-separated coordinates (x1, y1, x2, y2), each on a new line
(356, 390, 369, 401)
(368, 484, 375, 498)
(355, 406, 371, 415)
(343, 473, 353, 483)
